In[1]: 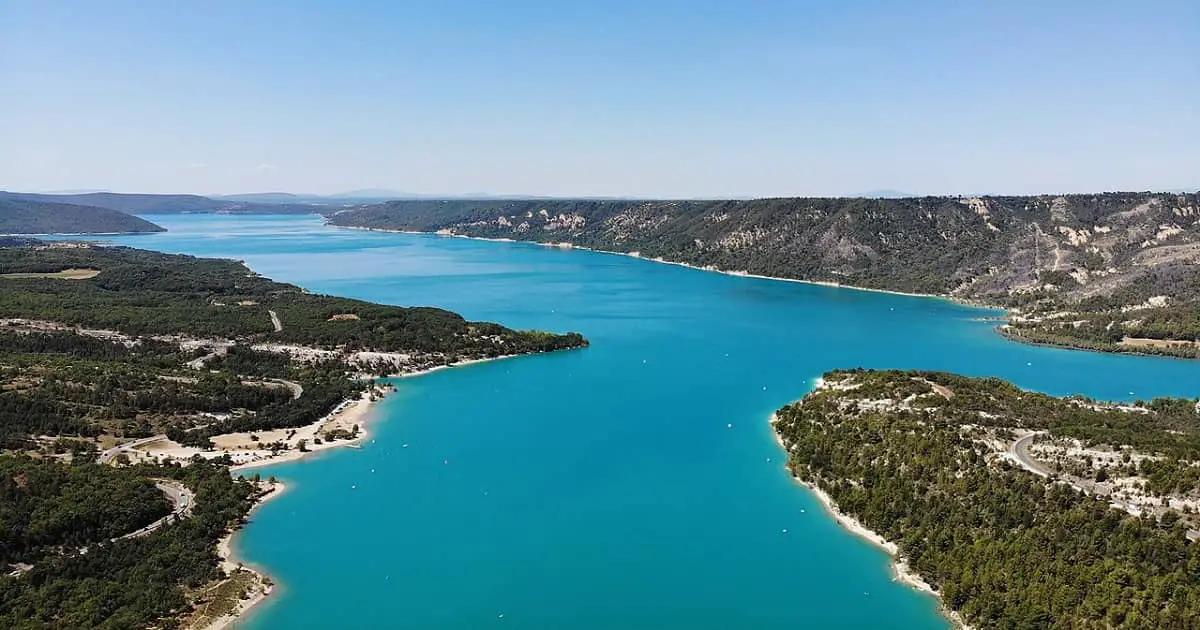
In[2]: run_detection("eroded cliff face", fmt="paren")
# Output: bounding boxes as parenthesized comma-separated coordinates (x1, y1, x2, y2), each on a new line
(330, 192, 1200, 353)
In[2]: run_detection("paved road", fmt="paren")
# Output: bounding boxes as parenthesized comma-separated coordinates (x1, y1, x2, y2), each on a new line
(269, 309, 282, 332)
(116, 481, 195, 541)
(1008, 432, 1052, 477)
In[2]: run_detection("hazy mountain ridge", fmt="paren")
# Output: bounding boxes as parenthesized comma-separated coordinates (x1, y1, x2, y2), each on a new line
(329, 193, 1200, 355)
(0, 191, 320, 215)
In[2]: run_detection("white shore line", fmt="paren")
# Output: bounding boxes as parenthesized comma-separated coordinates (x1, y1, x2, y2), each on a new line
(770, 414, 976, 630)
(332, 224, 982, 303)
(199, 480, 285, 630)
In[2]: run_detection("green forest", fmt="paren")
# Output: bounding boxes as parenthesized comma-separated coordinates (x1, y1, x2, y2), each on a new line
(776, 370, 1200, 629)
(0, 459, 258, 629)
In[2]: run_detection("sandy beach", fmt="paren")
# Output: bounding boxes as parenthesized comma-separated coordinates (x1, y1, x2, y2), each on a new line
(770, 414, 976, 630)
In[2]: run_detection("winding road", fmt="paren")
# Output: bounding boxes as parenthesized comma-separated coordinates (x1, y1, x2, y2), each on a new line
(1008, 432, 1051, 477)
(116, 481, 195, 541)
(98, 436, 163, 465)
(1008, 432, 1199, 540)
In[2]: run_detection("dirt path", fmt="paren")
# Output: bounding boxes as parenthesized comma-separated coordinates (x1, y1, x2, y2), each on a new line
(268, 310, 282, 332)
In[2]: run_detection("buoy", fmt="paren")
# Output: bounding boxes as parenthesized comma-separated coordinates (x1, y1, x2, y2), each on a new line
(727, 423, 733, 428)
(444, 459, 449, 465)
(782, 528, 788, 534)
(371, 469, 376, 473)
(351, 485, 356, 490)
(402, 443, 409, 448)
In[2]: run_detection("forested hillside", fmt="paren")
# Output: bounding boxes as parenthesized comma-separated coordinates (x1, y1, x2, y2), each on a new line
(776, 370, 1200, 629)
(0, 199, 165, 234)
(329, 193, 1200, 356)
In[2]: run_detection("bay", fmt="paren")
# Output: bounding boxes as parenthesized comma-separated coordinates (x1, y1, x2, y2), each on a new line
(95, 214, 1200, 629)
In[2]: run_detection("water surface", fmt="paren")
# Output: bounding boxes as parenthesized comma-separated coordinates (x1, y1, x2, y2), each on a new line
(98, 215, 1200, 629)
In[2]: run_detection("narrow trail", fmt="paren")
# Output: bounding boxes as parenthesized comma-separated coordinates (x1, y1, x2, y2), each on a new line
(268, 309, 282, 332)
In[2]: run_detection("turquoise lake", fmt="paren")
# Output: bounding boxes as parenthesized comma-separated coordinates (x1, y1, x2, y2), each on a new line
(99, 214, 1200, 629)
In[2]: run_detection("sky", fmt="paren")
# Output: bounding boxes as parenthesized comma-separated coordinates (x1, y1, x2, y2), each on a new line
(1, 1, 1197, 198)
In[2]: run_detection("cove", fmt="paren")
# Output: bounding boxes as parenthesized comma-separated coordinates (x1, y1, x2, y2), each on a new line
(98, 214, 1200, 630)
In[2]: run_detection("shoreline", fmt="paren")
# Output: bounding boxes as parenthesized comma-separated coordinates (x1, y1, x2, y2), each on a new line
(196, 350, 551, 628)
(331, 224, 997, 307)
(196, 481, 287, 630)
(769, 414, 975, 630)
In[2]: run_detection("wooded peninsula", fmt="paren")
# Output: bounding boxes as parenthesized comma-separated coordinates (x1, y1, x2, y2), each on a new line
(776, 370, 1200, 629)
(0, 240, 586, 628)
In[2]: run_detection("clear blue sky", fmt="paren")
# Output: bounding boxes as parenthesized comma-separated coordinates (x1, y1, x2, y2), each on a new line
(2, 1, 1196, 197)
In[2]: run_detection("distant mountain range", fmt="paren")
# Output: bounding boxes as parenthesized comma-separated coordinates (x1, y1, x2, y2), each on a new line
(0, 191, 322, 215)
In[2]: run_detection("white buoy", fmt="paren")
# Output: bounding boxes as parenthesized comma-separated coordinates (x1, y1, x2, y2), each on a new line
(763, 386, 767, 391)
(782, 528, 788, 534)
(402, 443, 409, 448)
(351, 485, 356, 490)
(727, 423, 733, 428)
(444, 459, 449, 465)
(371, 469, 376, 473)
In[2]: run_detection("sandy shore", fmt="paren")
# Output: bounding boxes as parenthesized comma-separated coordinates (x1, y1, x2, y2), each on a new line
(393, 353, 527, 379)
(770, 414, 976, 630)
(128, 387, 384, 472)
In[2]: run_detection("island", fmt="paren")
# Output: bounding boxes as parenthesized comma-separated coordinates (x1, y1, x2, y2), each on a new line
(0, 240, 586, 629)
(774, 370, 1200, 629)
(327, 193, 1200, 358)
(0, 198, 166, 235)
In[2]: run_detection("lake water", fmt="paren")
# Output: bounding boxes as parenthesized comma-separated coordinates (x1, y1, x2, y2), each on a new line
(99, 214, 1200, 629)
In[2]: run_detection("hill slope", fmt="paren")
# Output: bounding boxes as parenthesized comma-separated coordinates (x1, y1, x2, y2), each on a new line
(0, 199, 166, 234)
(329, 193, 1200, 356)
